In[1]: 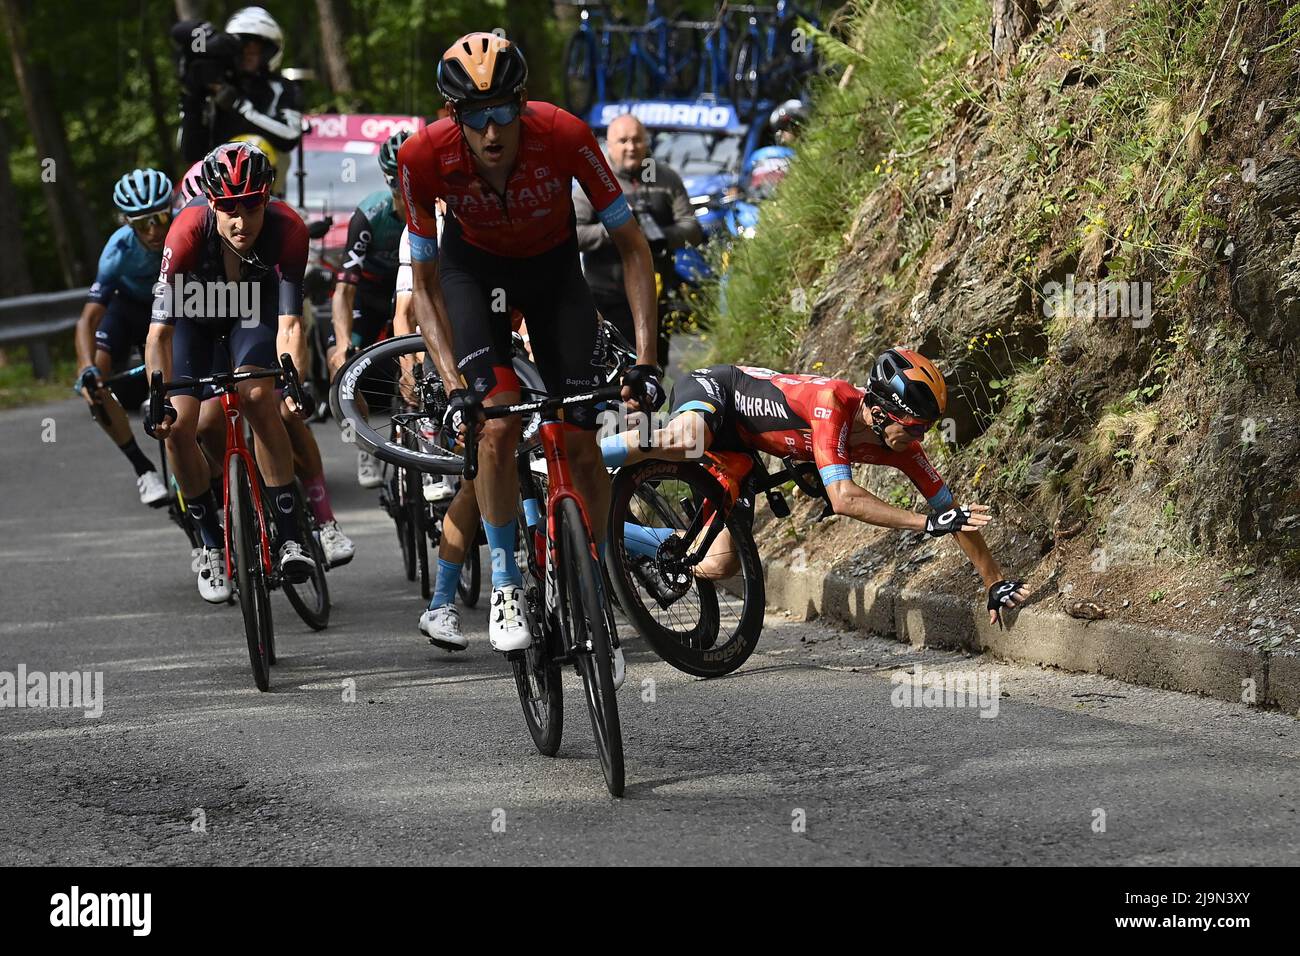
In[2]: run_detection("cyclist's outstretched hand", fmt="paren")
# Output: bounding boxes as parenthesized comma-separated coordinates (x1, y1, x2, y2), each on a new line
(923, 503, 992, 537)
(75, 365, 102, 404)
(987, 579, 1029, 627)
(621, 364, 665, 413)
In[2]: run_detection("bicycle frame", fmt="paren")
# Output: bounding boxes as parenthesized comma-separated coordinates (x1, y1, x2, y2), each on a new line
(218, 386, 275, 579)
(519, 421, 601, 632)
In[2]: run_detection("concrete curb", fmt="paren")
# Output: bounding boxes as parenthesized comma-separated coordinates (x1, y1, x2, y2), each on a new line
(764, 560, 1300, 716)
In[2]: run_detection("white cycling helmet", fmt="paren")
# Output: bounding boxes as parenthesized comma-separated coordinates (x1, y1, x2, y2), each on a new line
(226, 6, 283, 72)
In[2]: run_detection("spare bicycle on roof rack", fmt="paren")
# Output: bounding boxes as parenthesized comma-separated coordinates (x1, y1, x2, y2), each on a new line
(562, 1, 827, 116)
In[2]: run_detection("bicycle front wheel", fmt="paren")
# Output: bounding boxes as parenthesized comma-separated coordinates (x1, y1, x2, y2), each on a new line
(406, 461, 431, 600)
(556, 496, 624, 797)
(229, 455, 273, 691)
(606, 459, 765, 678)
(458, 541, 481, 607)
(329, 335, 464, 476)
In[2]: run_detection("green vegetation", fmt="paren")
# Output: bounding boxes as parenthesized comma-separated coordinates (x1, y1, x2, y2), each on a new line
(702, 0, 989, 366)
(0, 343, 78, 410)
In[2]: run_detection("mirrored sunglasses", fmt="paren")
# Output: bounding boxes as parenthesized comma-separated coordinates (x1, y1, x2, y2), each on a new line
(458, 101, 521, 131)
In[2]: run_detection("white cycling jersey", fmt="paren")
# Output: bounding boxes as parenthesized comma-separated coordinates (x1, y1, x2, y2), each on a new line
(395, 204, 446, 298)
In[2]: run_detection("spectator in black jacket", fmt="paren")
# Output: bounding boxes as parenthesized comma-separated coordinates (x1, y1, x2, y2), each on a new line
(172, 7, 303, 169)
(573, 114, 703, 359)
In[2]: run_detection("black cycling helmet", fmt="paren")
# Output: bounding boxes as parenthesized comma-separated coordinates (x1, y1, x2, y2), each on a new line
(378, 130, 411, 178)
(867, 347, 948, 423)
(436, 32, 528, 106)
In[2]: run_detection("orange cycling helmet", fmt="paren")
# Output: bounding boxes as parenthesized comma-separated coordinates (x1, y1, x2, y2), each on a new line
(867, 347, 947, 423)
(437, 33, 528, 106)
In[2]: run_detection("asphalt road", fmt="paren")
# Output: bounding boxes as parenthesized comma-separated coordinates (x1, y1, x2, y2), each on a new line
(2, 396, 1298, 865)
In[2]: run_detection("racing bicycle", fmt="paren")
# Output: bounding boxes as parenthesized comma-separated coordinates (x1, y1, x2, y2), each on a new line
(331, 335, 629, 796)
(149, 352, 330, 691)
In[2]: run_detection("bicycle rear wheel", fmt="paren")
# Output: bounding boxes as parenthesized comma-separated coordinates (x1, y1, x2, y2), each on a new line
(730, 31, 763, 122)
(666, 16, 703, 97)
(282, 479, 331, 631)
(229, 455, 273, 692)
(607, 459, 765, 678)
(556, 495, 624, 797)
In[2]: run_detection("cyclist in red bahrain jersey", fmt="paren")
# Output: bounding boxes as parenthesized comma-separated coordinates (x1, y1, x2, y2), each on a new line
(600, 349, 1029, 626)
(398, 33, 662, 658)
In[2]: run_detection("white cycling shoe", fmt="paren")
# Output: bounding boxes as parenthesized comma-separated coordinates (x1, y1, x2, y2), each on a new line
(489, 585, 531, 652)
(196, 547, 231, 604)
(419, 604, 467, 651)
(357, 450, 384, 489)
(422, 473, 455, 503)
(278, 540, 315, 584)
(138, 470, 168, 507)
(319, 520, 355, 567)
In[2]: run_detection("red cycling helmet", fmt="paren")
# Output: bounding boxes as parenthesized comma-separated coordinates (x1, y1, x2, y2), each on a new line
(200, 142, 274, 202)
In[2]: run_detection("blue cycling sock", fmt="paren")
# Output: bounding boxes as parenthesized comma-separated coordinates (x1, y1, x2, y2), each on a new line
(599, 433, 629, 468)
(483, 516, 522, 588)
(622, 523, 675, 559)
(430, 558, 461, 609)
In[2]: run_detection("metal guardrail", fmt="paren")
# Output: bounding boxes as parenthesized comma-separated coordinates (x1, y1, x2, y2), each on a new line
(0, 288, 88, 380)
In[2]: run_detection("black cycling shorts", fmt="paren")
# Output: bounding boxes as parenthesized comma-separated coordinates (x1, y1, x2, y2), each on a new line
(170, 315, 277, 399)
(668, 365, 749, 452)
(94, 294, 151, 363)
(438, 215, 602, 430)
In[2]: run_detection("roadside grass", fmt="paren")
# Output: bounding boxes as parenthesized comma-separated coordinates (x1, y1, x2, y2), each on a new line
(0, 337, 79, 410)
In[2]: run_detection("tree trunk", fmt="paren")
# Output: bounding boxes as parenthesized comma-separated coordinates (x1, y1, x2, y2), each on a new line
(991, 0, 1039, 76)
(506, 0, 555, 103)
(174, 0, 206, 21)
(0, 116, 34, 298)
(314, 0, 354, 99)
(142, 11, 178, 174)
(0, 0, 88, 285)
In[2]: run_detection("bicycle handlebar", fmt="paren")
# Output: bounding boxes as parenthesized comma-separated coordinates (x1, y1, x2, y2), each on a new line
(460, 383, 625, 481)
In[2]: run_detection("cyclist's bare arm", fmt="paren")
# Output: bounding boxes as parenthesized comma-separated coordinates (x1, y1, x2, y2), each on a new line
(74, 302, 108, 374)
(608, 219, 658, 369)
(277, 312, 308, 412)
(144, 323, 175, 438)
(411, 257, 461, 391)
(824, 478, 990, 532)
(950, 527, 1008, 586)
(330, 281, 357, 360)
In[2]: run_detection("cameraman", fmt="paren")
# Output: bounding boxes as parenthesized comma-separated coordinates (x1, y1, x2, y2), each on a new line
(172, 7, 303, 167)
(573, 114, 702, 362)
